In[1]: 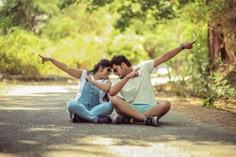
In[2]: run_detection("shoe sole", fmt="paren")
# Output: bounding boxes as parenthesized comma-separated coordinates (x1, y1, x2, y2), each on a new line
(152, 116, 159, 127)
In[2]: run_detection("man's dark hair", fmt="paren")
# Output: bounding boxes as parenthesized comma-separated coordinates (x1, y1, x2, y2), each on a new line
(111, 55, 132, 67)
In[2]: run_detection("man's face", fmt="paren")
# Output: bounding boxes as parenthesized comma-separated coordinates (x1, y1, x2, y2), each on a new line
(112, 64, 125, 79)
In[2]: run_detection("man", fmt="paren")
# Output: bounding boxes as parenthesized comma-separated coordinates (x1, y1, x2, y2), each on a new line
(109, 41, 195, 126)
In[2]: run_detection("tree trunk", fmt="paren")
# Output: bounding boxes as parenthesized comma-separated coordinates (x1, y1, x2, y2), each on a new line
(208, 22, 236, 70)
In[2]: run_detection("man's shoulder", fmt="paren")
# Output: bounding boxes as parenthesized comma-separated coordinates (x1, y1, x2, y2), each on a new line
(136, 60, 154, 67)
(135, 60, 154, 72)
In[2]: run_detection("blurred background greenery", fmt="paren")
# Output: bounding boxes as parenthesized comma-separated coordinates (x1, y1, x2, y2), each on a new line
(0, 0, 235, 107)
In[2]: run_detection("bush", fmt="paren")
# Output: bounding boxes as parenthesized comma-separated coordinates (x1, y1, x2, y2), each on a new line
(0, 28, 42, 76)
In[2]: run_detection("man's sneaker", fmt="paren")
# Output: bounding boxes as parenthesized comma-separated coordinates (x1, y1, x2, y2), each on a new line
(115, 115, 134, 124)
(97, 115, 112, 124)
(144, 116, 159, 127)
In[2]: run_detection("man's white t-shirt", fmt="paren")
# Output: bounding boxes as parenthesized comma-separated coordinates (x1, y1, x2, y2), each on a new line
(112, 60, 157, 105)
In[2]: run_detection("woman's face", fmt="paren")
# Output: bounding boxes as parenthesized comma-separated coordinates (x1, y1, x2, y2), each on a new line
(99, 66, 112, 79)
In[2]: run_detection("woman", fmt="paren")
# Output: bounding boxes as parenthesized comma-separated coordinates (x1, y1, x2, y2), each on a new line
(39, 55, 113, 124)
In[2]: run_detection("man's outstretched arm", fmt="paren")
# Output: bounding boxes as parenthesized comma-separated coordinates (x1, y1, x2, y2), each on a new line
(154, 41, 196, 68)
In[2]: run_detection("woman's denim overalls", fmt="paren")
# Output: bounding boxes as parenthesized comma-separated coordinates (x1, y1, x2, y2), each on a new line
(67, 80, 113, 122)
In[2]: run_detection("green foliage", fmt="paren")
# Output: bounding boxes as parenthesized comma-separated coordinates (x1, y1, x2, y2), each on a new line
(164, 16, 236, 106)
(202, 95, 216, 108)
(88, 0, 177, 31)
(59, 0, 77, 9)
(202, 69, 236, 108)
(172, 1, 236, 107)
(107, 33, 148, 64)
(0, 1, 148, 77)
(209, 71, 236, 98)
(41, 3, 113, 40)
(0, 0, 61, 33)
(185, 0, 236, 55)
(0, 27, 43, 75)
(0, 0, 235, 107)
(142, 19, 185, 59)
(41, 35, 109, 75)
(39, 2, 148, 75)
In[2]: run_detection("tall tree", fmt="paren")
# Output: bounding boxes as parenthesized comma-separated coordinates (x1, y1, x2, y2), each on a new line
(0, 0, 62, 34)
(206, 0, 236, 69)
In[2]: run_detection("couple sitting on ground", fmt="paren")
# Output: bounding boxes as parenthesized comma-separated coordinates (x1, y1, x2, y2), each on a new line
(39, 41, 195, 127)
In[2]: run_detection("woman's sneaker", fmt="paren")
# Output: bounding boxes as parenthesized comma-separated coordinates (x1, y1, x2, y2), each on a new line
(72, 114, 82, 123)
(97, 116, 112, 124)
(144, 116, 159, 127)
(72, 114, 89, 123)
(115, 115, 134, 124)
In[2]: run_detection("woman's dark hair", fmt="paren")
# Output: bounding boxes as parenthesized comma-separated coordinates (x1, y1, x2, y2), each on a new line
(88, 59, 111, 101)
(88, 59, 111, 74)
(111, 55, 131, 67)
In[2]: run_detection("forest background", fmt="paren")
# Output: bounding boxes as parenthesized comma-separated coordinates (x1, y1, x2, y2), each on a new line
(0, 0, 235, 108)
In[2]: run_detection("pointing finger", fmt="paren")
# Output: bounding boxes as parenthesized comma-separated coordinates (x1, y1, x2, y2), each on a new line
(134, 67, 140, 71)
(192, 40, 197, 44)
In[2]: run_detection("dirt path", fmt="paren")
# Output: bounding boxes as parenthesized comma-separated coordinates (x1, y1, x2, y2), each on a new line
(1, 82, 236, 134)
(157, 92, 236, 133)
(0, 84, 235, 157)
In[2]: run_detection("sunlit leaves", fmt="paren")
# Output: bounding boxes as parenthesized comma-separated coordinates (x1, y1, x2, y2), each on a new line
(107, 33, 148, 64)
(89, 0, 177, 31)
(0, 28, 42, 75)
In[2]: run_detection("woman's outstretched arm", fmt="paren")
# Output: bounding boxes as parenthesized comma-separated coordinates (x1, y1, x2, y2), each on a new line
(39, 54, 83, 79)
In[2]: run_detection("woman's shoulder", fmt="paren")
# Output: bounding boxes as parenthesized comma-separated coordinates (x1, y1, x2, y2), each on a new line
(80, 70, 88, 80)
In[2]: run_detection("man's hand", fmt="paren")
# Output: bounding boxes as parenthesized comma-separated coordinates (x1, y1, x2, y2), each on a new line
(39, 54, 51, 64)
(86, 75, 93, 83)
(126, 67, 140, 79)
(183, 40, 196, 49)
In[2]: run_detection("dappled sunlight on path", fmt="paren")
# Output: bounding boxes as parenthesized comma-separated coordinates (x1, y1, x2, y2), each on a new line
(0, 85, 77, 96)
(156, 92, 236, 133)
(0, 84, 235, 157)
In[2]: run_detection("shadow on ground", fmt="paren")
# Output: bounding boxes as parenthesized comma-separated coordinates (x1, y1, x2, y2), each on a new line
(0, 85, 235, 157)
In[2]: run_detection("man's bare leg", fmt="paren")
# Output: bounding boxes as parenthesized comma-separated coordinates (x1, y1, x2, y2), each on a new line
(143, 100, 171, 118)
(111, 96, 145, 121)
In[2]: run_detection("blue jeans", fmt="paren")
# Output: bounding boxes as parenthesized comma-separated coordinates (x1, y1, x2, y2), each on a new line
(67, 99, 113, 123)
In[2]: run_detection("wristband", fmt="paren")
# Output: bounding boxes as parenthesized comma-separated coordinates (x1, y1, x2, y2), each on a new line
(180, 43, 185, 50)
